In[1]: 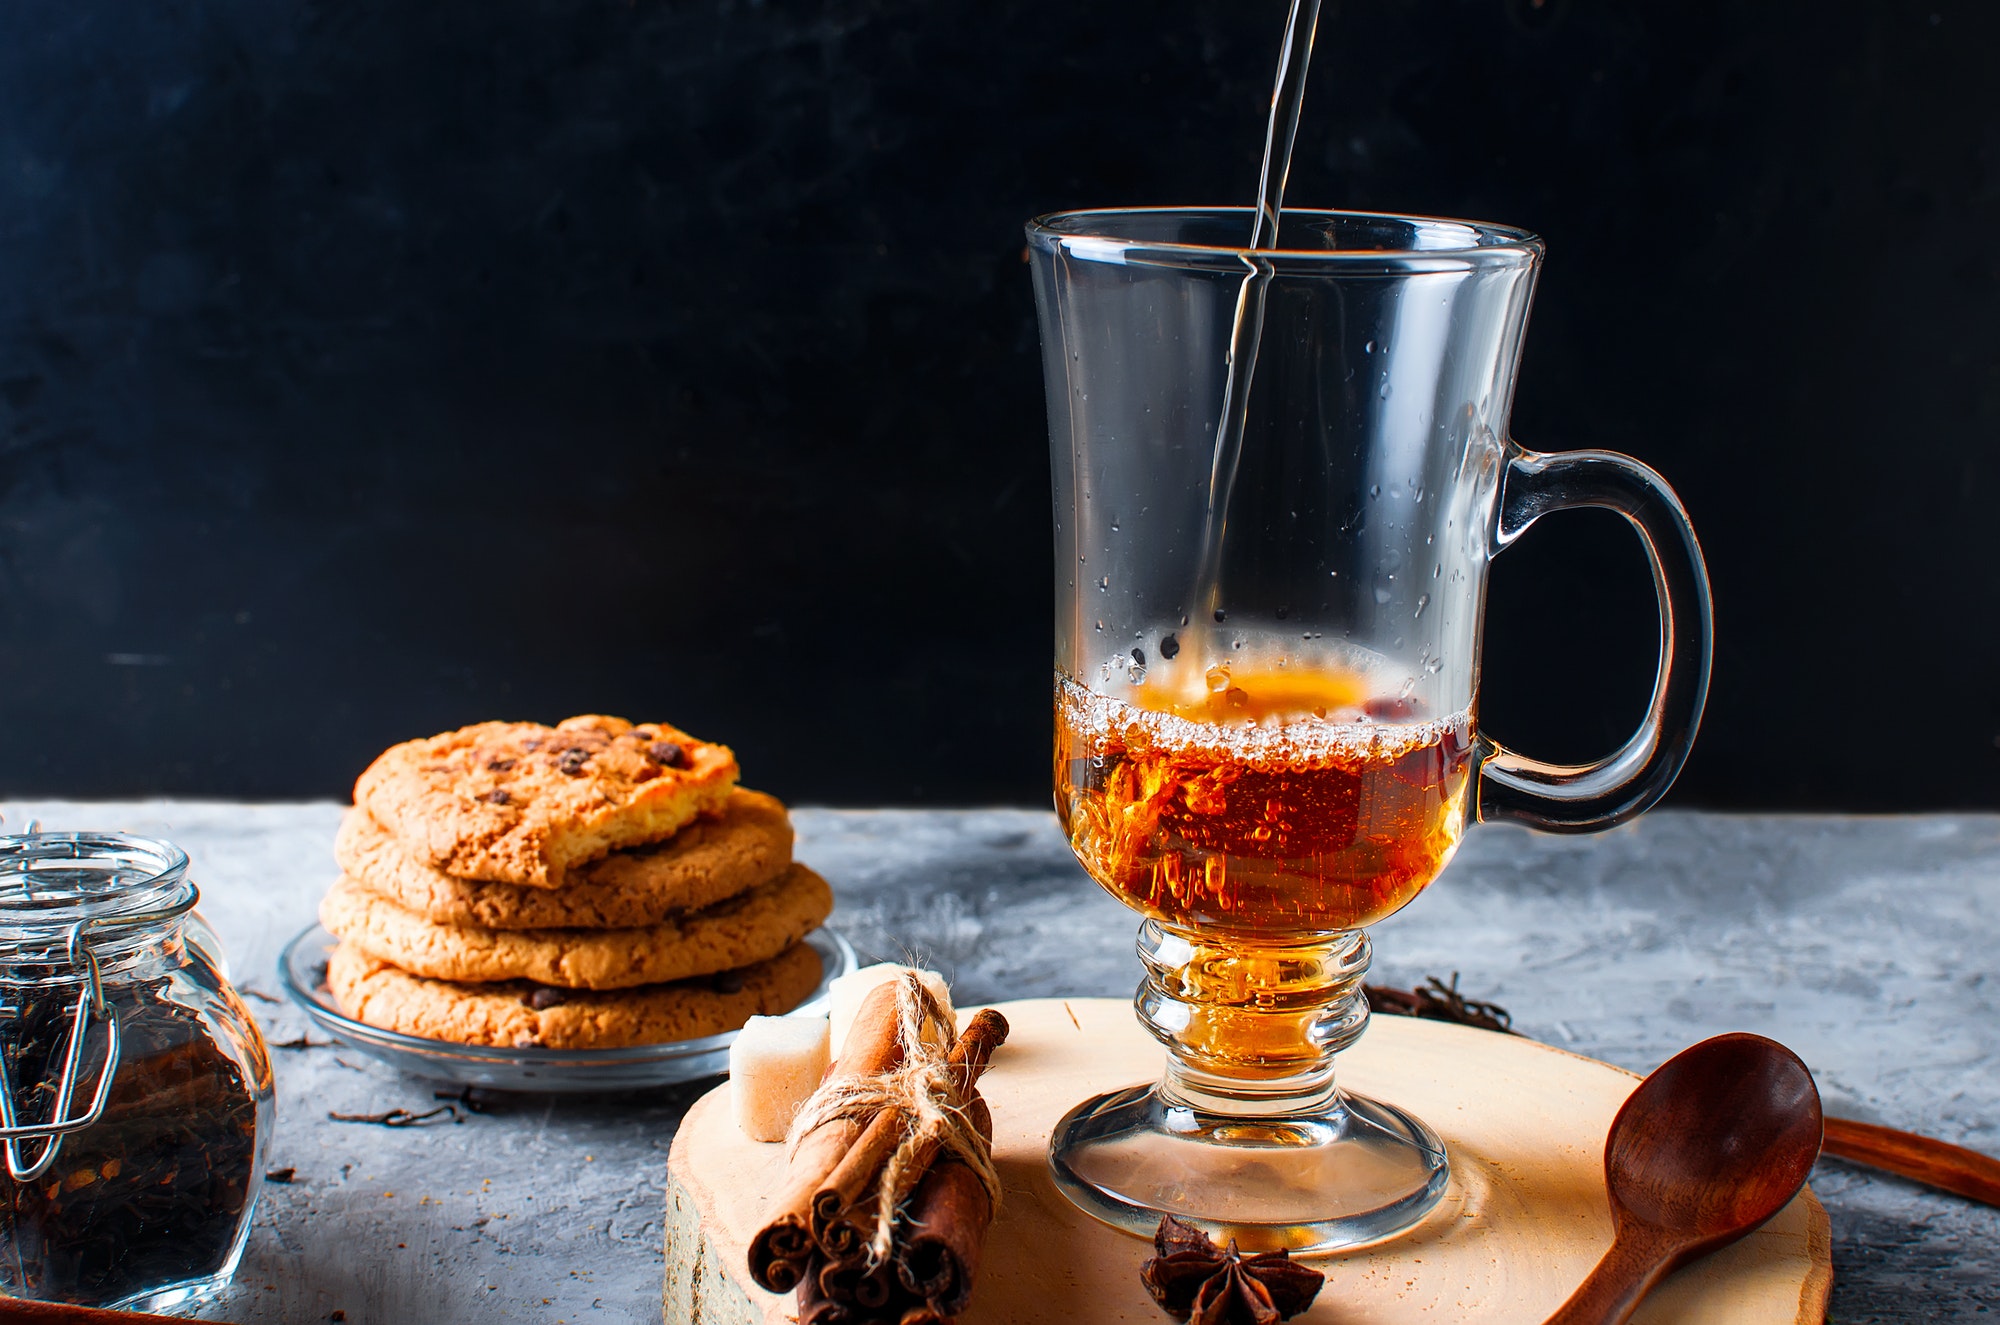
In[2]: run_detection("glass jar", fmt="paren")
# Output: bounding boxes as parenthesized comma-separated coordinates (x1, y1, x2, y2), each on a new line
(0, 833, 274, 1311)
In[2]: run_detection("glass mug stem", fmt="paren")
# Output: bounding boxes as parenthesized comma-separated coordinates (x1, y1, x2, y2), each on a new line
(1051, 914, 1447, 1251)
(1137, 920, 1369, 1117)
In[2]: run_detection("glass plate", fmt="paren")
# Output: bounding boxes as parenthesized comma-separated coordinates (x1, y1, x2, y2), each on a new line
(277, 923, 855, 1092)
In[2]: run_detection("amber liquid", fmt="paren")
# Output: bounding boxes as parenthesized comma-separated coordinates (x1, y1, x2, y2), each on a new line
(1055, 666, 1472, 937)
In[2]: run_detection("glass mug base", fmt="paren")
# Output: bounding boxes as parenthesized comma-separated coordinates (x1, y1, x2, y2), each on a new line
(1047, 1080, 1449, 1254)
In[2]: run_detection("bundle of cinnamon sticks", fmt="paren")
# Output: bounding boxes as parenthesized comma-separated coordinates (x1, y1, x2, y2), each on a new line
(749, 976, 1010, 1325)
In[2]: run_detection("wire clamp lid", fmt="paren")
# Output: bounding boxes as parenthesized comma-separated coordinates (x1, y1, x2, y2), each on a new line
(0, 920, 124, 1181)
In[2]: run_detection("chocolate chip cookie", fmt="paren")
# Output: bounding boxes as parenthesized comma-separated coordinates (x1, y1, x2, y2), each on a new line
(353, 714, 738, 888)
(324, 939, 823, 1049)
(335, 787, 794, 929)
(319, 862, 833, 990)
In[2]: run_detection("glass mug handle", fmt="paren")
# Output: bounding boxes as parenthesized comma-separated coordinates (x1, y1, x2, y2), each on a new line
(1477, 443, 1714, 832)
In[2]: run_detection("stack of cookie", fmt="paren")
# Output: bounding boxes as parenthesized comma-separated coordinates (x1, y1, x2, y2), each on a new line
(320, 714, 833, 1050)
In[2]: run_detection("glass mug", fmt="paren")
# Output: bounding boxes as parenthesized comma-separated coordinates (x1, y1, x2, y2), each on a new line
(1029, 208, 1710, 1251)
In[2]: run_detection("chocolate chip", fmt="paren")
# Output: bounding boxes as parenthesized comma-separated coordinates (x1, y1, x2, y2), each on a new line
(556, 748, 592, 776)
(485, 757, 516, 772)
(480, 789, 511, 806)
(710, 970, 745, 994)
(524, 987, 569, 1010)
(648, 741, 686, 769)
(1160, 633, 1180, 660)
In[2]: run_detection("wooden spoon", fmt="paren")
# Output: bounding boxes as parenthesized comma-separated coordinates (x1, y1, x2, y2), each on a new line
(1545, 1033, 1824, 1325)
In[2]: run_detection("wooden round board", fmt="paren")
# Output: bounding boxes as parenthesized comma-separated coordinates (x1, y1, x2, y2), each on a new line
(664, 998, 1833, 1323)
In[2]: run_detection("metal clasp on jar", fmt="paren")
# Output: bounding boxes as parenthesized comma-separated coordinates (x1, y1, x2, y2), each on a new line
(0, 883, 199, 1181)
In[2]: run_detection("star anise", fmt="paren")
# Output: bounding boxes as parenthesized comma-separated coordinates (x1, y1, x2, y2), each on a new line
(1139, 1216, 1324, 1324)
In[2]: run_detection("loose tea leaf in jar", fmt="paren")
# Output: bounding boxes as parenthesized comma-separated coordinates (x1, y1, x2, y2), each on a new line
(0, 975, 260, 1306)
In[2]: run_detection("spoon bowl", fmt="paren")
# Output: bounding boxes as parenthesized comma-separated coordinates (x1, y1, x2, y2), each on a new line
(1547, 1033, 1824, 1325)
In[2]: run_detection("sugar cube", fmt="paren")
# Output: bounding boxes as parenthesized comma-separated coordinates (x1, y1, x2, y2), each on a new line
(729, 1015, 831, 1143)
(827, 962, 955, 1059)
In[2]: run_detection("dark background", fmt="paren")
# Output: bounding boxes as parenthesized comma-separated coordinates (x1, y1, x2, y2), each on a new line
(0, 0, 1993, 807)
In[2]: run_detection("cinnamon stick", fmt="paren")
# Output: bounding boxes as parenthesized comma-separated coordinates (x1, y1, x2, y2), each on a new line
(871, 1010, 1010, 1204)
(813, 1106, 906, 1253)
(817, 1244, 899, 1311)
(944, 1009, 1008, 1093)
(1824, 1116, 2000, 1208)
(748, 982, 913, 1292)
(800, 1259, 947, 1325)
(797, 1268, 855, 1325)
(894, 1095, 995, 1316)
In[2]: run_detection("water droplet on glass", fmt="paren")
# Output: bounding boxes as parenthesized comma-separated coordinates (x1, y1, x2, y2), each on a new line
(1424, 655, 1445, 675)
(1213, 608, 1228, 623)
(1369, 484, 1381, 498)
(1414, 592, 1430, 619)
(1434, 563, 1442, 579)
(1160, 633, 1180, 659)
(1373, 583, 1393, 604)
(1232, 638, 1245, 650)
(1363, 339, 1376, 354)
(1425, 533, 1434, 546)
(1094, 620, 1104, 633)
(1110, 520, 1120, 531)
(1378, 381, 1392, 400)
(1205, 664, 1231, 693)
(1399, 675, 1417, 699)
(1098, 576, 1109, 591)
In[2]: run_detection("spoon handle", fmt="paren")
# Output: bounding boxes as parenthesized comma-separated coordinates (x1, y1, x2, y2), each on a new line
(1824, 1117, 2000, 1208)
(1542, 1227, 1679, 1325)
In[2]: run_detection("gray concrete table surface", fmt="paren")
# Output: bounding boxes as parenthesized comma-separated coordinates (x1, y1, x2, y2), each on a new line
(0, 801, 1993, 1324)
